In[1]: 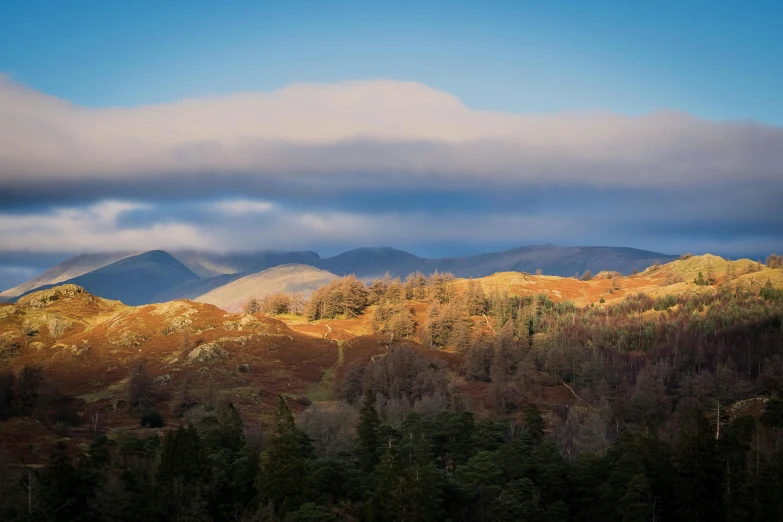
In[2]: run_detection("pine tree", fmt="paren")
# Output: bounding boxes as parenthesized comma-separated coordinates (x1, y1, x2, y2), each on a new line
(616, 473, 654, 522)
(523, 404, 545, 443)
(357, 389, 382, 472)
(256, 395, 311, 516)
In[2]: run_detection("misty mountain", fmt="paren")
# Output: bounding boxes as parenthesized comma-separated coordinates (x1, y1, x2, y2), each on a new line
(434, 245, 678, 278)
(8, 244, 677, 305)
(196, 264, 338, 312)
(314, 245, 677, 279)
(12, 251, 199, 306)
(170, 250, 321, 278)
(0, 251, 138, 302)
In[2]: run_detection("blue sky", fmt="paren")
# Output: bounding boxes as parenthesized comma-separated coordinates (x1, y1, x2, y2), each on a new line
(0, 0, 782, 288)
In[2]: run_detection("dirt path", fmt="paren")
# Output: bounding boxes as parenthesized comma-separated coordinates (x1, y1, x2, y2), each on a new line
(307, 339, 344, 402)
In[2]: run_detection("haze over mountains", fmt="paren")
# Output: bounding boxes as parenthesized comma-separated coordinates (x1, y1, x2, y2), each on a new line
(2, 245, 678, 307)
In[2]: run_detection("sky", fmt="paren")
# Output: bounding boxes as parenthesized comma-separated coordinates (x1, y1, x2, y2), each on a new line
(1, 0, 782, 288)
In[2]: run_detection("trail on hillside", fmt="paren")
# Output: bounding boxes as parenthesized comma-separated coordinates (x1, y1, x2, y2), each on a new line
(307, 339, 344, 401)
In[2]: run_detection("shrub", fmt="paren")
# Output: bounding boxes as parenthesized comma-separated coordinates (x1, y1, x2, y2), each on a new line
(140, 410, 164, 428)
(768, 254, 783, 269)
(680, 253, 693, 260)
(296, 396, 312, 407)
(599, 297, 605, 304)
(654, 294, 678, 311)
(49, 403, 81, 427)
(760, 283, 783, 302)
(237, 363, 250, 373)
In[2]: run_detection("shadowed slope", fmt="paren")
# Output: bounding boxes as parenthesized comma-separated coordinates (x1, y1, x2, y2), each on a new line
(0, 252, 138, 301)
(14, 251, 199, 306)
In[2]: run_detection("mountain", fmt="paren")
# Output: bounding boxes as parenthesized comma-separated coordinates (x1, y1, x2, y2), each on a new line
(13, 251, 199, 306)
(0, 252, 138, 302)
(314, 245, 677, 279)
(316, 247, 425, 279)
(7, 245, 676, 305)
(196, 264, 338, 312)
(170, 250, 322, 278)
(434, 245, 678, 278)
(151, 272, 247, 303)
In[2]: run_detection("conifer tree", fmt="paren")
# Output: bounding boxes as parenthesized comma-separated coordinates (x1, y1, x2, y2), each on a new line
(357, 389, 382, 472)
(523, 403, 545, 443)
(256, 395, 310, 516)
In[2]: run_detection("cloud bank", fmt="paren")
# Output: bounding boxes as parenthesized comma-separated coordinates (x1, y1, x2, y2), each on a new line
(0, 76, 780, 286)
(2, 75, 782, 200)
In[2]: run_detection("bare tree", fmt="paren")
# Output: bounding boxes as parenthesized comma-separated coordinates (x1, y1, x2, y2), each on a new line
(126, 363, 156, 414)
(88, 411, 108, 440)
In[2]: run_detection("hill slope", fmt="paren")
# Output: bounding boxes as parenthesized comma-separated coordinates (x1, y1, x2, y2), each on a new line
(0, 284, 338, 429)
(13, 251, 200, 306)
(196, 264, 338, 312)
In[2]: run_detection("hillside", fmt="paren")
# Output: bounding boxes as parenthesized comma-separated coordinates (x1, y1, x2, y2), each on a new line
(0, 284, 339, 459)
(196, 264, 338, 312)
(0, 254, 781, 468)
(13, 251, 200, 306)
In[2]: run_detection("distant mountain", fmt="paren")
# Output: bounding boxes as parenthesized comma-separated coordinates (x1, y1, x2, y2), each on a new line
(314, 245, 677, 279)
(196, 264, 338, 313)
(171, 250, 321, 278)
(151, 272, 247, 303)
(8, 245, 677, 306)
(0, 252, 138, 301)
(316, 247, 424, 279)
(1, 249, 321, 302)
(13, 251, 199, 306)
(435, 245, 678, 278)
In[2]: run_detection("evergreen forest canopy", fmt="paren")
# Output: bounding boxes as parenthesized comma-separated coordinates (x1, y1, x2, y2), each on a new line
(0, 257, 782, 520)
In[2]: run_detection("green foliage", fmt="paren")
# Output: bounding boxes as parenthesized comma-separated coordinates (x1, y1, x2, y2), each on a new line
(256, 396, 312, 516)
(653, 293, 677, 310)
(285, 502, 338, 521)
(357, 389, 382, 472)
(760, 281, 783, 301)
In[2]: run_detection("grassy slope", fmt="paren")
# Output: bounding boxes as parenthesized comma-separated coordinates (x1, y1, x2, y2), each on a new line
(1, 254, 781, 462)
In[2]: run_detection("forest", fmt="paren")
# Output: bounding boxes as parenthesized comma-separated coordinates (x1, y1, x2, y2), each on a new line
(0, 264, 782, 521)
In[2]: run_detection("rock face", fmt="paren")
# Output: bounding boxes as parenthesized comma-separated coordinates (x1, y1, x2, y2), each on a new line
(196, 264, 339, 312)
(15, 284, 89, 309)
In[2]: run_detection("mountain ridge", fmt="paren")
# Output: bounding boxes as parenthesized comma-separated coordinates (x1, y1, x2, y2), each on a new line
(3, 244, 678, 305)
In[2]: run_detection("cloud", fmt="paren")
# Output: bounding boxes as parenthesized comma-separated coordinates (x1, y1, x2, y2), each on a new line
(0, 76, 780, 263)
(0, 201, 207, 252)
(210, 199, 275, 215)
(1, 74, 782, 204)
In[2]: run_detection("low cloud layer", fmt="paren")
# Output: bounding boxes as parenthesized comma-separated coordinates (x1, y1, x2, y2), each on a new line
(0, 76, 780, 288)
(2, 75, 782, 201)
